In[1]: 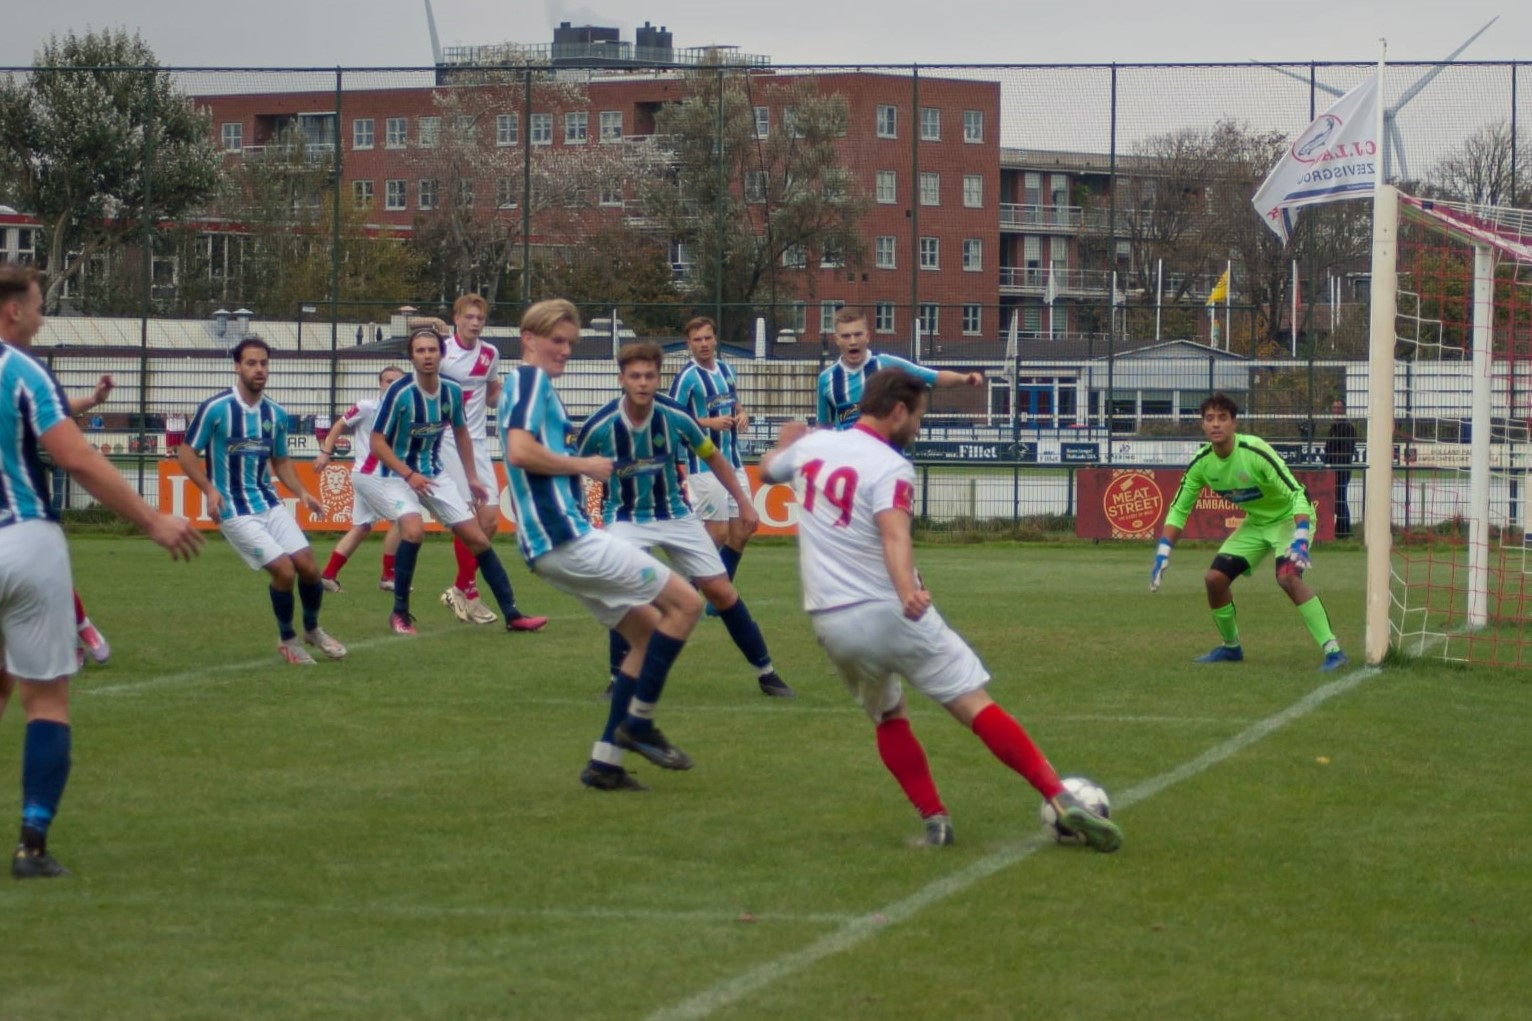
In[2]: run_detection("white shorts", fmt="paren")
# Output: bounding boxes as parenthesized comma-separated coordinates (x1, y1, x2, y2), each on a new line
(530, 530, 671, 629)
(437, 437, 499, 508)
(811, 600, 990, 719)
(219, 505, 311, 570)
(353, 472, 473, 528)
(0, 521, 77, 681)
(685, 465, 752, 523)
(349, 472, 384, 528)
(606, 517, 727, 581)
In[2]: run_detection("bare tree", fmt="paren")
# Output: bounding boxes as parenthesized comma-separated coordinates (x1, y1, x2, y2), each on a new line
(1424, 120, 1531, 207)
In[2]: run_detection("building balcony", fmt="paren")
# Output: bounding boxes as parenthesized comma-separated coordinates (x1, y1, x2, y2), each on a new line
(999, 203, 1082, 232)
(999, 266, 1113, 298)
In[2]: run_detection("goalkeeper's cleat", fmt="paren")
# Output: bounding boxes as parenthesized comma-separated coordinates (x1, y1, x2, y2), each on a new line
(278, 638, 317, 666)
(1195, 644, 1244, 664)
(320, 577, 343, 594)
(464, 595, 498, 625)
(77, 618, 110, 664)
(918, 813, 954, 847)
(12, 844, 70, 879)
(614, 722, 694, 771)
(304, 627, 348, 660)
(441, 586, 473, 623)
(1049, 790, 1123, 853)
(580, 762, 649, 792)
(757, 671, 796, 698)
(1320, 650, 1350, 672)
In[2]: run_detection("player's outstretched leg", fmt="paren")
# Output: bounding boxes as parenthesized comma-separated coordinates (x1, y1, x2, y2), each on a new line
(1047, 787, 1123, 853)
(876, 716, 951, 847)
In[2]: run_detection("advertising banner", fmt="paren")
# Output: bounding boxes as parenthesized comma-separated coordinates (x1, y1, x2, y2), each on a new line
(1075, 467, 1337, 542)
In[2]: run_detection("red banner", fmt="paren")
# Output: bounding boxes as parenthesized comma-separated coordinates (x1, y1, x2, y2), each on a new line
(1075, 467, 1336, 542)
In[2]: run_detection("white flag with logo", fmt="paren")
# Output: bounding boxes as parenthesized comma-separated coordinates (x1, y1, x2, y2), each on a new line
(1251, 76, 1380, 243)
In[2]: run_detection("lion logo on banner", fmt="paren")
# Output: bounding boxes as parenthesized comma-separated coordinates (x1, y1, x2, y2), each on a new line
(318, 463, 354, 523)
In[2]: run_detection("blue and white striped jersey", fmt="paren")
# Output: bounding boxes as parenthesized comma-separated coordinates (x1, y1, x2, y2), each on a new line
(366, 373, 466, 479)
(184, 387, 290, 522)
(0, 340, 71, 529)
(498, 364, 589, 562)
(669, 358, 741, 472)
(816, 354, 939, 430)
(576, 394, 716, 525)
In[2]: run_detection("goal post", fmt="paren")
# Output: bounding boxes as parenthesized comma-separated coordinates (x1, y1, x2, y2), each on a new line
(1364, 184, 1398, 665)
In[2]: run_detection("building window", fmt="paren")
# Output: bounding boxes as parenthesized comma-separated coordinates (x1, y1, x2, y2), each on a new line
(820, 300, 845, 334)
(783, 107, 802, 138)
(876, 104, 897, 138)
(455, 179, 474, 208)
(744, 171, 767, 204)
(220, 123, 242, 151)
(352, 118, 374, 150)
(962, 303, 982, 335)
(599, 182, 623, 207)
(419, 179, 439, 210)
(919, 236, 939, 270)
(781, 245, 807, 269)
(565, 111, 588, 144)
(496, 177, 518, 209)
(600, 110, 622, 142)
(919, 304, 939, 336)
(1024, 171, 1042, 205)
(496, 113, 518, 146)
(386, 117, 407, 148)
(963, 110, 983, 143)
(962, 238, 983, 272)
(454, 115, 476, 138)
(753, 106, 769, 139)
(874, 302, 895, 334)
(920, 107, 940, 141)
(920, 172, 940, 206)
(876, 170, 896, 204)
(789, 301, 807, 334)
(562, 186, 587, 208)
(531, 114, 552, 145)
(419, 117, 440, 148)
(352, 180, 374, 208)
(875, 235, 896, 269)
(820, 240, 845, 269)
(963, 174, 983, 208)
(385, 179, 407, 211)
(1051, 173, 1069, 207)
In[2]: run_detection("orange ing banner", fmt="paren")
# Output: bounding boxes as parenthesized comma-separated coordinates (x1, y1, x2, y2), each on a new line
(1075, 467, 1336, 542)
(157, 460, 807, 535)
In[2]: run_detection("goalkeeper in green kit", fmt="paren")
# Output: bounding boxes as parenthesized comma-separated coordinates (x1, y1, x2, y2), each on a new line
(1150, 393, 1349, 672)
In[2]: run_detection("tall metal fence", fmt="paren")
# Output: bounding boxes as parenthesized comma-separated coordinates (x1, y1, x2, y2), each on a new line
(5, 58, 1528, 523)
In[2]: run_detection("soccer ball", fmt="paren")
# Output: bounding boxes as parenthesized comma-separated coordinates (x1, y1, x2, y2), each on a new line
(1040, 776, 1112, 845)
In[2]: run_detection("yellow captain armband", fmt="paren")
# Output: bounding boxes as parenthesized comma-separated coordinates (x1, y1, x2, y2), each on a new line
(695, 439, 717, 459)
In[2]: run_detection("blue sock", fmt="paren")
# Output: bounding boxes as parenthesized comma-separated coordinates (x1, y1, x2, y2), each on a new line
(609, 630, 630, 679)
(719, 597, 771, 669)
(393, 540, 421, 615)
(297, 579, 323, 632)
(21, 720, 71, 850)
(627, 631, 687, 734)
(719, 544, 742, 581)
(269, 585, 297, 641)
(603, 672, 638, 743)
(474, 548, 520, 618)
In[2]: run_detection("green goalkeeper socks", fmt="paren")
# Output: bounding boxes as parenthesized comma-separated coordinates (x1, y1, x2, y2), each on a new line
(1296, 596, 1338, 649)
(1211, 603, 1240, 646)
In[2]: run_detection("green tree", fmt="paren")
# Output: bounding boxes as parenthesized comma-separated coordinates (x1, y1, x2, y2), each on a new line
(0, 30, 221, 312)
(641, 72, 870, 344)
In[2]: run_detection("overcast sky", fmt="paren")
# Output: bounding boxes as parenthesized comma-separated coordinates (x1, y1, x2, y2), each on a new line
(0, 0, 1526, 69)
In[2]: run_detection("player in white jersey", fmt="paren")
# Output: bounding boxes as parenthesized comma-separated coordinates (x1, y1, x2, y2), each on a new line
(315, 366, 406, 593)
(436, 294, 505, 625)
(761, 369, 1121, 852)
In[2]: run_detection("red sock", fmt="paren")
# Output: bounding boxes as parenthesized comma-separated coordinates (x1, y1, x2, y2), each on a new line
(73, 590, 87, 626)
(381, 553, 396, 581)
(875, 718, 946, 818)
(322, 550, 348, 580)
(972, 704, 1063, 799)
(453, 536, 479, 596)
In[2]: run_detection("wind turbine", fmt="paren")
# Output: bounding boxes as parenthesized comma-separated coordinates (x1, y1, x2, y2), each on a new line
(1256, 17, 1498, 182)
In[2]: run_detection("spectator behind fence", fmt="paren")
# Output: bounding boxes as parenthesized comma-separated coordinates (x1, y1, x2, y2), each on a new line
(1324, 398, 1358, 539)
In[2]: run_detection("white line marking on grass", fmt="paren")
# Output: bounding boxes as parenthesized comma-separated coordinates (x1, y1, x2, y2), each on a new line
(644, 663, 1382, 1021)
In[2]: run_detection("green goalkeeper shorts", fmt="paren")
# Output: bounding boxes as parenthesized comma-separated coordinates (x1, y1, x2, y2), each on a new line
(1217, 517, 1300, 576)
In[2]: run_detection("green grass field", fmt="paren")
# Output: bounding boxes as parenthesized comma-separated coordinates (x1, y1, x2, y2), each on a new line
(5, 535, 1532, 1020)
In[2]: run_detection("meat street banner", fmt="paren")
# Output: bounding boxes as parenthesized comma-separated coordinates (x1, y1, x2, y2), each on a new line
(1076, 467, 1337, 542)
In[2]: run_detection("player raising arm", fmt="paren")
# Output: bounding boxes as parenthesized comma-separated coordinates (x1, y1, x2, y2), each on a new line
(761, 369, 1120, 851)
(1151, 392, 1348, 671)
(815, 308, 983, 430)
